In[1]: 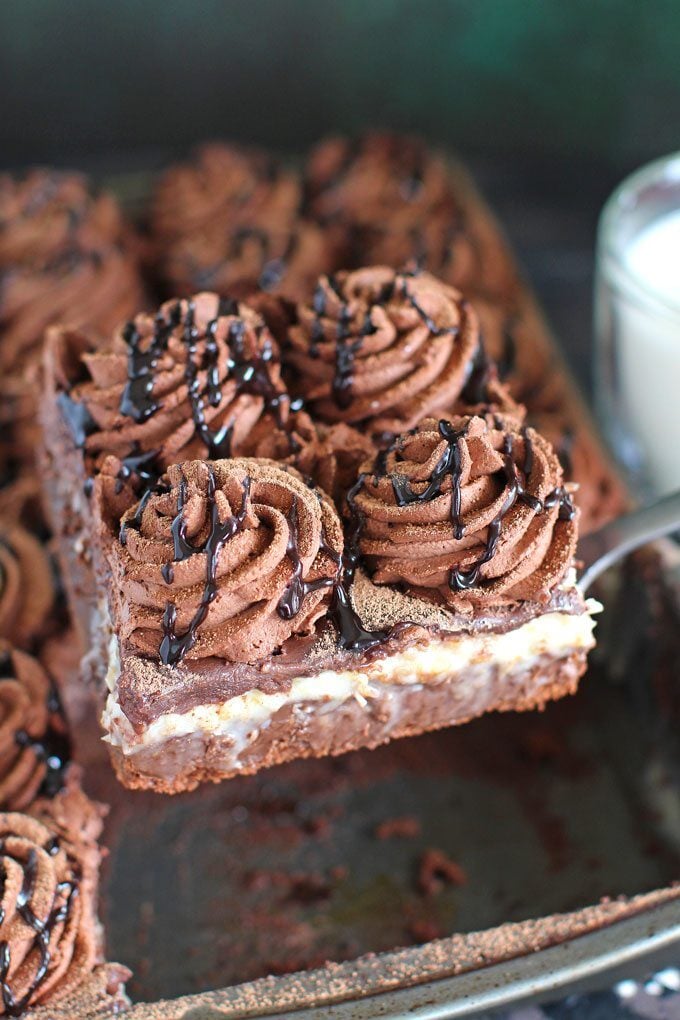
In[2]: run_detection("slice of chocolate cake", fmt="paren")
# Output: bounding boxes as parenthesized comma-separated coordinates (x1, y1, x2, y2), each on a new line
(40, 281, 597, 793)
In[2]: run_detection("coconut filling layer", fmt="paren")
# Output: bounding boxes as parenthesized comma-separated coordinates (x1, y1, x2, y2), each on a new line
(101, 597, 600, 760)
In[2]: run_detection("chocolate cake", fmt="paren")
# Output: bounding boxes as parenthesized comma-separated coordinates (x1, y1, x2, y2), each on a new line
(40, 275, 597, 794)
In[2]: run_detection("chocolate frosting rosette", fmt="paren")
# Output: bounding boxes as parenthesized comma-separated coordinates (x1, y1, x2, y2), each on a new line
(0, 472, 45, 536)
(59, 293, 290, 466)
(354, 415, 578, 611)
(107, 458, 344, 665)
(0, 645, 67, 811)
(0, 520, 54, 649)
(284, 266, 516, 436)
(51, 292, 357, 511)
(238, 415, 374, 508)
(0, 774, 105, 1014)
(0, 169, 144, 472)
(305, 132, 514, 299)
(306, 132, 454, 227)
(152, 142, 344, 303)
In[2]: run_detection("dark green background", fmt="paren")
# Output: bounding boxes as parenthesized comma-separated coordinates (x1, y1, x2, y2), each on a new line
(1, 0, 679, 170)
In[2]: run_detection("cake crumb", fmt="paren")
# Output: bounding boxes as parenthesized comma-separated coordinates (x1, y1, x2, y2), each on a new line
(417, 848, 467, 896)
(374, 815, 421, 840)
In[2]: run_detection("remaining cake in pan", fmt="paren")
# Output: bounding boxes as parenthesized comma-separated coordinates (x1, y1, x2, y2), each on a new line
(40, 277, 596, 793)
(0, 518, 54, 650)
(0, 770, 126, 1015)
(0, 168, 145, 478)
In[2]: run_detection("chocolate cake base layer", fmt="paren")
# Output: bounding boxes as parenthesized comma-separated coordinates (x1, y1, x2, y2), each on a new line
(105, 647, 588, 794)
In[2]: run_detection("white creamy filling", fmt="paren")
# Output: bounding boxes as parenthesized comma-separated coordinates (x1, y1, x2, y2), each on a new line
(102, 600, 599, 760)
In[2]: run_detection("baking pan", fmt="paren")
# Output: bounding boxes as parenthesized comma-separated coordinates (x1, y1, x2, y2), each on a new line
(69, 164, 680, 1018)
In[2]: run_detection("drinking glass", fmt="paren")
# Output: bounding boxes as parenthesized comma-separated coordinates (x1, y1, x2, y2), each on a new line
(595, 152, 680, 498)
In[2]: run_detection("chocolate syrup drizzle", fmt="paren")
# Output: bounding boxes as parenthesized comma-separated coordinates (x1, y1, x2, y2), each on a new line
(391, 420, 470, 540)
(114, 447, 160, 494)
(330, 476, 390, 651)
(399, 275, 459, 339)
(555, 426, 575, 479)
(14, 724, 70, 801)
(461, 336, 495, 406)
(159, 469, 251, 667)
(310, 275, 375, 410)
(276, 499, 336, 620)
(0, 841, 79, 1017)
(119, 305, 181, 423)
(180, 301, 233, 459)
(55, 393, 96, 449)
(119, 484, 169, 547)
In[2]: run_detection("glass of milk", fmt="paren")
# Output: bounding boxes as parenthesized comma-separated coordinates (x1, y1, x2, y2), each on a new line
(595, 152, 680, 498)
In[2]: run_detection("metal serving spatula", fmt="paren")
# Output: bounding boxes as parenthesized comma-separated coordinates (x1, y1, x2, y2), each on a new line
(578, 489, 680, 593)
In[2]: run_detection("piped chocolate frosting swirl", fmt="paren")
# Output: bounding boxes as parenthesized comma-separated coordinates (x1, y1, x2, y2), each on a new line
(284, 266, 514, 435)
(152, 143, 343, 303)
(0, 777, 103, 1015)
(0, 646, 68, 812)
(0, 169, 144, 470)
(52, 293, 323, 492)
(108, 459, 344, 665)
(355, 415, 578, 610)
(0, 521, 54, 651)
(306, 132, 456, 230)
(0, 170, 142, 372)
(304, 132, 515, 300)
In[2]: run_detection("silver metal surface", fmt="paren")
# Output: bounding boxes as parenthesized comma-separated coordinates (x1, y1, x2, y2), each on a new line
(579, 489, 680, 592)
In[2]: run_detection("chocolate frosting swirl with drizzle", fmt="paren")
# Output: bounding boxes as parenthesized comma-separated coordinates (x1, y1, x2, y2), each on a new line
(0, 169, 144, 472)
(108, 459, 344, 665)
(53, 293, 330, 497)
(0, 521, 54, 651)
(0, 646, 68, 812)
(152, 142, 343, 303)
(0, 169, 142, 377)
(355, 415, 578, 611)
(285, 266, 511, 436)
